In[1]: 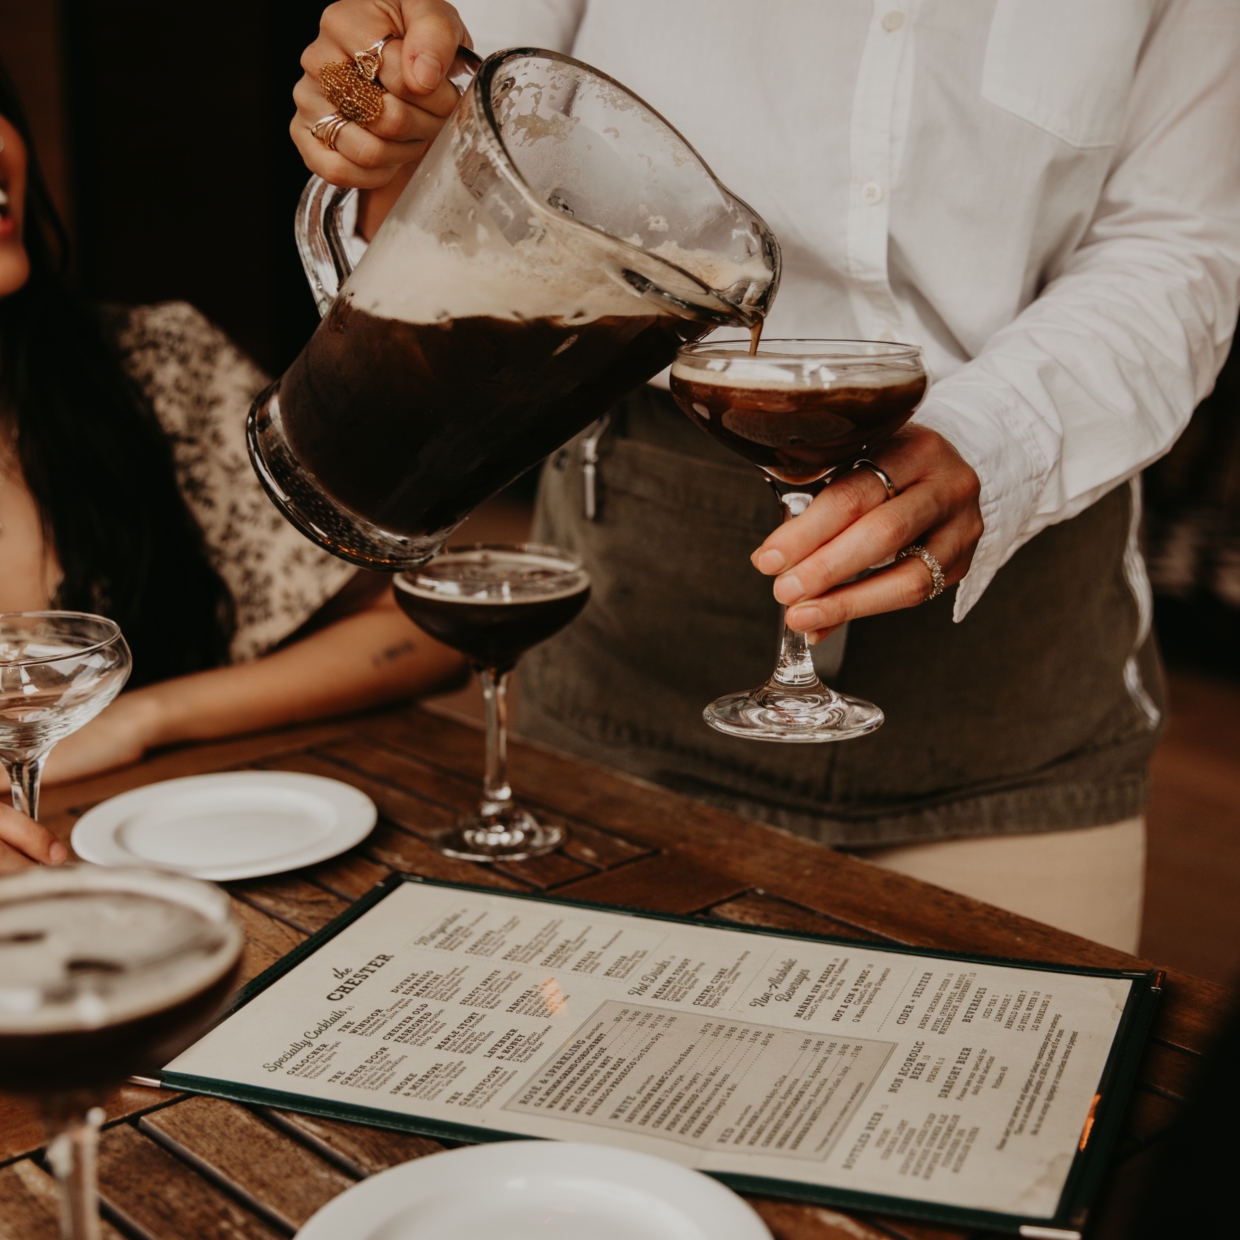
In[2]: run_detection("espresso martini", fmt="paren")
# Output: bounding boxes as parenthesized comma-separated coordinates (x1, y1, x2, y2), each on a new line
(671, 343, 927, 486)
(669, 338, 928, 742)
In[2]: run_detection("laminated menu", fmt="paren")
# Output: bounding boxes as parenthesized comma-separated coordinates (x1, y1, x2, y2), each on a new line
(163, 876, 1159, 1237)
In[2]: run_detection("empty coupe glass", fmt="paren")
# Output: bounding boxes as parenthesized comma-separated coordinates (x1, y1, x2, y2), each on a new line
(0, 613, 132, 820)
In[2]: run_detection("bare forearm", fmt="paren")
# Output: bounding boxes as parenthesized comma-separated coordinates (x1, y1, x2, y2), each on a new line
(140, 602, 462, 747)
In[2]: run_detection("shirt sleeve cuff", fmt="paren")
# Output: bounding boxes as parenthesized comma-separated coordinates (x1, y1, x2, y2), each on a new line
(912, 379, 1051, 621)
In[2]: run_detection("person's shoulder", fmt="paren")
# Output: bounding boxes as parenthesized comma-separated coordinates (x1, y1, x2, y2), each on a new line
(104, 301, 270, 434)
(106, 300, 221, 362)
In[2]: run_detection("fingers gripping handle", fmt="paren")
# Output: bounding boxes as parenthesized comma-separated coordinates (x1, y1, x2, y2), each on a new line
(295, 45, 483, 317)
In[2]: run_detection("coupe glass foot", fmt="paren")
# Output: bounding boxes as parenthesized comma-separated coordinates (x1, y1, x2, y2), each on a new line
(704, 682, 884, 742)
(433, 809, 565, 862)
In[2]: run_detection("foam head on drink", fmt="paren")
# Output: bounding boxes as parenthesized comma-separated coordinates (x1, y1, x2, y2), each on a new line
(669, 349, 927, 485)
(394, 548, 591, 672)
(0, 869, 241, 1094)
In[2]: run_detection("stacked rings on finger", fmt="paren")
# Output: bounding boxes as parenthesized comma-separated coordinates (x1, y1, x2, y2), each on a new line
(897, 543, 946, 600)
(319, 59, 387, 125)
(311, 113, 350, 151)
(852, 458, 898, 501)
(311, 35, 395, 148)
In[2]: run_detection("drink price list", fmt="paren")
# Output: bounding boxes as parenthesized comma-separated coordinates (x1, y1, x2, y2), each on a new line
(164, 878, 1156, 1233)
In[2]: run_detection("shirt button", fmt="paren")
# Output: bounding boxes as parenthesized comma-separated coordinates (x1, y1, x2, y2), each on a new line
(862, 181, 884, 206)
(882, 10, 905, 31)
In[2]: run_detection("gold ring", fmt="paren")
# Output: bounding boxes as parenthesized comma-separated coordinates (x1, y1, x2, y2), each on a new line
(311, 112, 350, 151)
(320, 60, 386, 126)
(353, 34, 396, 82)
(896, 543, 946, 600)
(852, 458, 898, 501)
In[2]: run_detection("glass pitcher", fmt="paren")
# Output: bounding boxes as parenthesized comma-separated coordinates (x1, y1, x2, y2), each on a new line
(248, 48, 781, 568)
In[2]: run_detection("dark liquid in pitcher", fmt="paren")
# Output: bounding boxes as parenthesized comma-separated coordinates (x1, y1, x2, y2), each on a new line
(669, 374, 927, 485)
(276, 299, 708, 549)
(395, 579, 590, 672)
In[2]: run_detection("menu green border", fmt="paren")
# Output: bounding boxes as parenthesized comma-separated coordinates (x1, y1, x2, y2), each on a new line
(162, 873, 1160, 1237)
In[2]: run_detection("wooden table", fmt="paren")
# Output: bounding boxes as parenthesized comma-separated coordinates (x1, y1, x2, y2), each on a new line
(0, 704, 1230, 1240)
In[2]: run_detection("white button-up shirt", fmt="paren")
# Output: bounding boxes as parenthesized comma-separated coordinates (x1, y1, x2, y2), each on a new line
(458, 0, 1240, 618)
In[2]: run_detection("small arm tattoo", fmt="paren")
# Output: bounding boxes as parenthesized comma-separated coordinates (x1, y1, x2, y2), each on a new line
(372, 639, 417, 668)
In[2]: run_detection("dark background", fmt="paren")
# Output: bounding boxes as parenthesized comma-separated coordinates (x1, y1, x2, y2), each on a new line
(10, 0, 325, 377)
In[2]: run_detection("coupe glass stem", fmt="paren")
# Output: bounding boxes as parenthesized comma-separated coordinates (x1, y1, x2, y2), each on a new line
(45, 1106, 104, 1240)
(5, 754, 46, 821)
(770, 491, 822, 690)
(464, 666, 523, 849)
(480, 667, 512, 815)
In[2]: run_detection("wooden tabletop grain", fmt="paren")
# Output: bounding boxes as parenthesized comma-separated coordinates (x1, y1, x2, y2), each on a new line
(0, 703, 1229, 1240)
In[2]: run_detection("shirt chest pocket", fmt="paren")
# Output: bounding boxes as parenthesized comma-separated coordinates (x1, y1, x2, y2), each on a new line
(981, 0, 1154, 149)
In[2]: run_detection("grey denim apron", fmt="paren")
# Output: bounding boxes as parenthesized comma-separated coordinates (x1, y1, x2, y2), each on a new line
(515, 388, 1164, 848)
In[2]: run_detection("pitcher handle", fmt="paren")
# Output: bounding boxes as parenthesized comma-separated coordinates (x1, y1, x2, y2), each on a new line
(294, 45, 484, 317)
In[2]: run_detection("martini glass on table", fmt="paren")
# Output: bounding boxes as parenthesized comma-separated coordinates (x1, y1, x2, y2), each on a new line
(669, 339, 927, 742)
(395, 545, 591, 861)
(0, 865, 243, 1240)
(0, 613, 131, 821)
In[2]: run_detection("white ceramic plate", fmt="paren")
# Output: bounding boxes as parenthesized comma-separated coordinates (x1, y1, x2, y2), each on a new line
(295, 1141, 772, 1240)
(71, 771, 377, 881)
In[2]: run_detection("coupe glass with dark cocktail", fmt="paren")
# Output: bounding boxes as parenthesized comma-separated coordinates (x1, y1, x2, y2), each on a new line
(670, 339, 927, 742)
(0, 866, 243, 1240)
(395, 545, 590, 861)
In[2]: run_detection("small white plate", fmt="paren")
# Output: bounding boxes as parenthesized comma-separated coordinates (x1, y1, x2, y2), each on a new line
(71, 771, 377, 881)
(295, 1141, 772, 1240)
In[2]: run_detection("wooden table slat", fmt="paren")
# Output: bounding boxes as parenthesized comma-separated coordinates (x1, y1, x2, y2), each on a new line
(229, 876, 352, 936)
(302, 853, 393, 901)
(1112, 1087, 1181, 1160)
(1146, 971, 1233, 1057)
(864, 1216, 982, 1240)
(98, 1123, 284, 1240)
(555, 852, 752, 915)
(748, 1198, 901, 1240)
(0, 1082, 176, 1168)
(707, 891, 897, 944)
(140, 1096, 354, 1232)
(0, 1159, 126, 1240)
(492, 847, 597, 889)
(363, 821, 527, 889)
(262, 1109, 446, 1177)
(315, 736, 486, 818)
(545, 818, 655, 870)
(230, 898, 308, 988)
(1133, 1038, 1204, 1102)
(255, 749, 457, 836)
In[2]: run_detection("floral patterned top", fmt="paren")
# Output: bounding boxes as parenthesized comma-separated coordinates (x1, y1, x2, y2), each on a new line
(110, 301, 356, 663)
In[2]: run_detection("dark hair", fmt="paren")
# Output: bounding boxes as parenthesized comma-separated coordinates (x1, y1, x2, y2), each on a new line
(0, 62, 234, 687)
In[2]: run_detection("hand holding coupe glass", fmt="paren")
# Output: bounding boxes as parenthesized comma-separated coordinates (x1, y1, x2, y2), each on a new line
(671, 338, 937, 740)
(752, 420, 984, 642)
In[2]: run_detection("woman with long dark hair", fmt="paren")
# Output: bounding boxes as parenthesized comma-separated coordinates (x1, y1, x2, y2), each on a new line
(0, 64, 463, 872)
